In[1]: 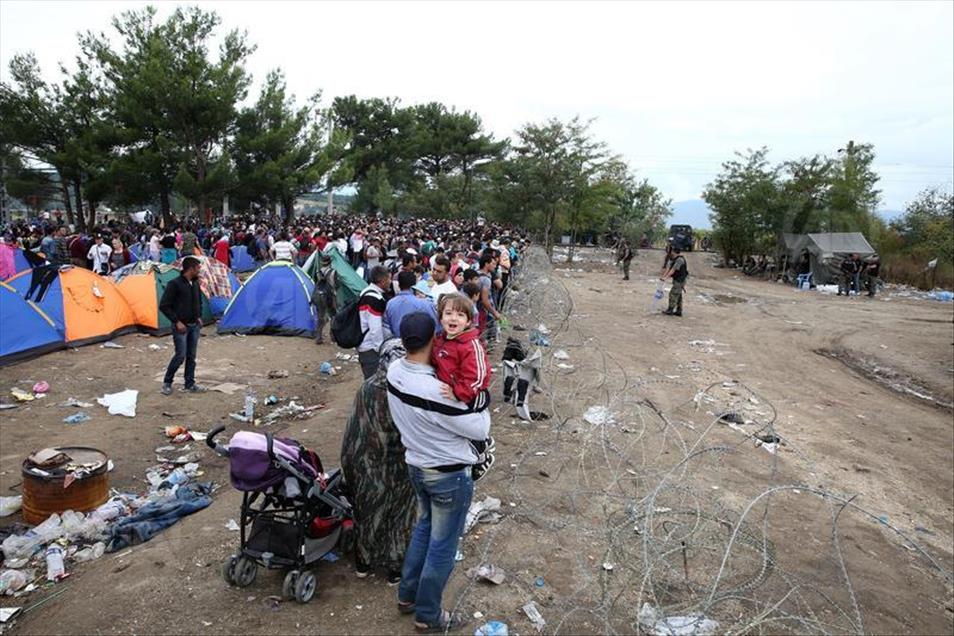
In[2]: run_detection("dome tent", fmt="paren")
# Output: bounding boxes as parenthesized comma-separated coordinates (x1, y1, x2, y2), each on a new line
(218, 261, 316, 337)
(229, 245, 257, 273)
(5, 266, 137, 347)
(112, 262, 214, 335)
(0, 282, 63, 364)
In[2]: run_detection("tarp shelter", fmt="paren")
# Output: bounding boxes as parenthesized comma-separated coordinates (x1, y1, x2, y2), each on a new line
(113, 262, 214, 334)
(171, 256, 241, 318)
(783, 232, 875, 284)
(0, 282, 63, 364)
(301, 246, 366, 307)
(5, 266, 137, 346)
(218, 261, 316, 337)
(230, 246, 257, 273)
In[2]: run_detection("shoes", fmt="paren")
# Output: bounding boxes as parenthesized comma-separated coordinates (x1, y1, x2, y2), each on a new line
(161, 384, 172, 396)
(185, 384, 207, 393)
(673, 311, 682, 317)
(387, 570, 402, 586)
(355, 561, 370, 579)
(315, 339, 324, 345)
(472, 451, 495, 482)
(663, 309, 674, 315)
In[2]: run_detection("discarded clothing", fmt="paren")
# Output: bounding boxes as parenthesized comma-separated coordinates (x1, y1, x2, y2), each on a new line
(106, 483, 212, 552)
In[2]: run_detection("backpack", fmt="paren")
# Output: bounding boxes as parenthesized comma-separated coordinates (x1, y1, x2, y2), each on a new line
(331, 296, 369, 349)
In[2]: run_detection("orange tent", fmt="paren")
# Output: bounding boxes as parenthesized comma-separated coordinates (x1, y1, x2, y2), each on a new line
(6, 266, 137, 346)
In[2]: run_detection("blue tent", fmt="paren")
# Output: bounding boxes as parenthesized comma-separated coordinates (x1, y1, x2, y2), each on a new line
(230, 246, 257, 273)
(217, 261, 316, 337)
(0, 282, 63, 364)
(13, 248, 32, 274)
(209, 270, 242, 318)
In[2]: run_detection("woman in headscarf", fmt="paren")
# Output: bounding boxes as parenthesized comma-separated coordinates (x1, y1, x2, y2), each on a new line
(340, 338, 416, 584)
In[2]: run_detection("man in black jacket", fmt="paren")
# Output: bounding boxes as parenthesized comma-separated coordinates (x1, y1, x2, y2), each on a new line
(159, 257, 206, 395)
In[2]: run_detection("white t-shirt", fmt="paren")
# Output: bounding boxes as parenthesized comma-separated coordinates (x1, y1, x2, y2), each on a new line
(88, 243, 113, 273)
(430, 280, 459, 306)
(272, 240, 297, 261)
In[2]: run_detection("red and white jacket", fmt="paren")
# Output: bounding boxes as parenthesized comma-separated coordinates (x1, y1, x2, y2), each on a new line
(432, 327, 491, 409)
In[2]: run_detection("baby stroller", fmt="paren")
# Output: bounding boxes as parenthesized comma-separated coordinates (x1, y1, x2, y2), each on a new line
(206, 426, 353, 603)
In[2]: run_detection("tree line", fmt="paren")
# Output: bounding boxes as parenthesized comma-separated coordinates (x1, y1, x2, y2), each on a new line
(0, 5, 671, 256)
(703, 143, 953, 287)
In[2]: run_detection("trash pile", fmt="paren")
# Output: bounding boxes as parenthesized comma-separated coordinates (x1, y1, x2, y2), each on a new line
(886, 284, 954, 302)
(1, 442, 213, 605)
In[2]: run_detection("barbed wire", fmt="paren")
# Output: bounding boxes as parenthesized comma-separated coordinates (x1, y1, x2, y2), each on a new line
(450, 246, 952, 635)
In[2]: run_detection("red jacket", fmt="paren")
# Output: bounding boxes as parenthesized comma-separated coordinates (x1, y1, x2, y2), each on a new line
(432, 328, 491, 405)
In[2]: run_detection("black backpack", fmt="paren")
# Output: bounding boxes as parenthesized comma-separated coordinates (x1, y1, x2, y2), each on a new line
(331, 297, 368, 349)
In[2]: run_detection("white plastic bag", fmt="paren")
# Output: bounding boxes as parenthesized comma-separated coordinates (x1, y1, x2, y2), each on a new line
(0, 496, 22, 517)
(97, 389, 139, 417)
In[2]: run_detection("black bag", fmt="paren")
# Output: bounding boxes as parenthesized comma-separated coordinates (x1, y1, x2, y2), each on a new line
(331, 298, 367, 349)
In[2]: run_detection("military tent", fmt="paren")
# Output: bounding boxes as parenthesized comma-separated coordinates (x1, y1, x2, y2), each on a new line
(783, 232, 875, 284)
(218, 261, 316, 337)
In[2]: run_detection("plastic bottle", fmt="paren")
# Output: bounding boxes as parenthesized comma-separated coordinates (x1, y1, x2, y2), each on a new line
(244, 388, 256, 420)
(73, 542, 106, 563)
(90, 500, 125, 523)
(45, 545, 65, 581)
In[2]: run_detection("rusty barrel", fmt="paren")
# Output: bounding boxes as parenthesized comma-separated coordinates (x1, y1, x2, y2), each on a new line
(21, 447, 110, 525)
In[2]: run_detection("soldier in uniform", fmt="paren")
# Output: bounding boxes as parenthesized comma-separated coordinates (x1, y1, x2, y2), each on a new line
(662, 245, 688, 317)
(864, 254, 881, 297)
(615, 238, 634, 280)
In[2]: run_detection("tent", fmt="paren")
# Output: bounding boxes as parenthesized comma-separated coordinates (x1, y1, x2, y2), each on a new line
(171, 255, 241, 318)
(0, 282, 63, 364)
(230, 245, 257, 273)
(0, 245, 41, 280)
(218, 261, 316, 337)
(783, 232, 875, 284)
(113, 262, 214, 334)
(5, 266, 137, 346)
(301, 246, 366, 307)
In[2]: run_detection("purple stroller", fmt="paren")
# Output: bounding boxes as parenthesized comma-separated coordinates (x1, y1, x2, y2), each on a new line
(207, 426, 352, 603)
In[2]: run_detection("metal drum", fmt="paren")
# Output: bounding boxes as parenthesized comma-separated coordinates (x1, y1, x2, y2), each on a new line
(21, 447, 110, 525)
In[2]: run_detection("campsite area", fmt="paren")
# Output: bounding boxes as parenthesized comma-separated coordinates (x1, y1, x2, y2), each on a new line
(1, 247, 951, 635)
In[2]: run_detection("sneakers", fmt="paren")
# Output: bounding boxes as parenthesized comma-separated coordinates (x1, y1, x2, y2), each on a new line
(185, 384, 208, 393)
(472, 451, 495, 482)
(355, 561, 370, 579)
(161, 384, 172, 396)
(386, 570, 402, 586)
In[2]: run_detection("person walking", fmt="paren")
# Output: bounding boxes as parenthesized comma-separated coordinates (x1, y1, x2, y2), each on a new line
(864, 254, 881, 297)
(616, 238, 634, 281)
(159, 256, 207, 395)
(310, 253, 337, 345)
(662, 245, 688, 317)
(387, 312, 491, 633)
(839, 254, 860, 296)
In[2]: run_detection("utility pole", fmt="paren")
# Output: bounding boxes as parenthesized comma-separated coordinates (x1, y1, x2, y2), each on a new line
(326, 112, 334, 215)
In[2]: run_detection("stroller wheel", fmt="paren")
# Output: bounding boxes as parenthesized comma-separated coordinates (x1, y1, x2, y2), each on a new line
(234, 556, 258, 588)
(222, 555, 239, 585)
(294, 570, 317, 603)
(282, 570, 299, 601)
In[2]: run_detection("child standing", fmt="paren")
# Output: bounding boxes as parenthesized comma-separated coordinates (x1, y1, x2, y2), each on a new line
(431, 293, 495, 480)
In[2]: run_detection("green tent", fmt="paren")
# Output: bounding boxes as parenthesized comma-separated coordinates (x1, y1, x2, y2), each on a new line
(302, 247, 367, 307)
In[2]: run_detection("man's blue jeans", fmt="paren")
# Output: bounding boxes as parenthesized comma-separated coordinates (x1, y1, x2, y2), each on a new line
(163, 324, 200, 388)
(399, 466, 473, 626)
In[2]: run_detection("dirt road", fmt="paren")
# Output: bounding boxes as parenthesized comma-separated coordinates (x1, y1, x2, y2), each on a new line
(1, 247, 951, 634)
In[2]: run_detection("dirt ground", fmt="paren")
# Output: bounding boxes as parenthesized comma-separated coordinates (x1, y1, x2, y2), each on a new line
(1, 247, 952, 634)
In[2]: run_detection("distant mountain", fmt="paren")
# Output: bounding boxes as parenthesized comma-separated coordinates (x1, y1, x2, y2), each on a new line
(670, 200, 905, 229)
(671, 200, 713, 229)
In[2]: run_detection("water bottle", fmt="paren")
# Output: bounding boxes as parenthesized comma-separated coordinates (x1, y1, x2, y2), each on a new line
(244, 388, 256, 421)
(46, 545, 65, 581)
(651, 280, 665, 310)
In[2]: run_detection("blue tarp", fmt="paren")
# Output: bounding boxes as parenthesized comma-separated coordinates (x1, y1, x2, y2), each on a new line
(0, 282, 63, 364)
(217, 261, 316, 337)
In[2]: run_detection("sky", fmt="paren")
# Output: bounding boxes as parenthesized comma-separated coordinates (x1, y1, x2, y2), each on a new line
(1, 0, 952, 216)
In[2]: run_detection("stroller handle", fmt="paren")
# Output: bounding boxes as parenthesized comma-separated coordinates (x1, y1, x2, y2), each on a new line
(207, 425, 229, 457)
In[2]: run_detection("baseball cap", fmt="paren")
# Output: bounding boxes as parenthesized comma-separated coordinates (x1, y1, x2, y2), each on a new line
(400, 311, 435, 352)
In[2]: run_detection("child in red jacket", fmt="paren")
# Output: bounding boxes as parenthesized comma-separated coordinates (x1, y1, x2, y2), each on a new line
(432, 292, 495, 480)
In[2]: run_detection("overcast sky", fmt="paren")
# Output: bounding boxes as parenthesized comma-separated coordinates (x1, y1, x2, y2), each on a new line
(1, 0, 952, 213)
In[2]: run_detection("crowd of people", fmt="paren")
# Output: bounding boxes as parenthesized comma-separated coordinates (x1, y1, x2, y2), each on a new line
(1, 208, 526, 633)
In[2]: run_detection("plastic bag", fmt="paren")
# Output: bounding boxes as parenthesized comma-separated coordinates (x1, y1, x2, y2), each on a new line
(0, 569, 29, 595)
(0, 495, 22, 517)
